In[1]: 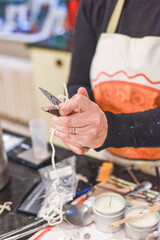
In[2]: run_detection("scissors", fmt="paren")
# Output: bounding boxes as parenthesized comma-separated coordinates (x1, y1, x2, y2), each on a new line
(39, 87, 61, 116)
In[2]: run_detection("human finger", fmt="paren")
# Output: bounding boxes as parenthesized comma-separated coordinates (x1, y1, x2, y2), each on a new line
(52, 119, 94, 135)
(52, 102, 101, 129)
(59, 94, 92, 116)
(49, 128, 88, 154)
(53, 109, 108, 149)
(54, 129, 96, 148)
(58, 87, 89, 117)
(63, 140, 89, 155)
(77, 87, 89, 98)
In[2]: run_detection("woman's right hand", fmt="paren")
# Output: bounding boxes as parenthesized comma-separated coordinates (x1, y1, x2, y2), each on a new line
(51, 87, 108, 154)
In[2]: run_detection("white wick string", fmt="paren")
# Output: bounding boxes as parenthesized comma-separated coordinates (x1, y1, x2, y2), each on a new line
(0, 201, 12, 215)
(39, 130, 63, 226)
(39, 83, 69, 226)
(58, 82, 69, 102)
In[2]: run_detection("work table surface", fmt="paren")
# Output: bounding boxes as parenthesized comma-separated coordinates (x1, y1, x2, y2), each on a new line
(0, 143, 159, 239)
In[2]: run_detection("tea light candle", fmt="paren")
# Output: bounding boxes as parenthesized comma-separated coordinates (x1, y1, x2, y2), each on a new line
(125, 205, 159, 240)
(93, 192, 126, 233)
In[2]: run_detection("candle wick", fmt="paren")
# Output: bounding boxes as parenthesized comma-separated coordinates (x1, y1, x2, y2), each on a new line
(109, 196, 112, 208)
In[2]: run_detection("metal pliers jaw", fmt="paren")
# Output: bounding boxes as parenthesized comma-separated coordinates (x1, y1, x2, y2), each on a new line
(41, 106, 60, 116)
(39, 87, 61, 116)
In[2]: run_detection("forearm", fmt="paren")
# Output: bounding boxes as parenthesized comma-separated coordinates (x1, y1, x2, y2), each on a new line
(67, 0, 96, 101)
(96, 107, 160, 150)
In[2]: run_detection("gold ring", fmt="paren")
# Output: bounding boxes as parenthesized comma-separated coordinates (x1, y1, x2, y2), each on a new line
(72, 127, 76, 135)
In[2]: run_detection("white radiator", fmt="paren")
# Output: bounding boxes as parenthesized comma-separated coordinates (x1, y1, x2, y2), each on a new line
(0, 55, 35, 124)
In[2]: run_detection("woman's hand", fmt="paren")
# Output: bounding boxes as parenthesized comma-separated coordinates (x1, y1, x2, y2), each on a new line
(51, 87, 108, 154)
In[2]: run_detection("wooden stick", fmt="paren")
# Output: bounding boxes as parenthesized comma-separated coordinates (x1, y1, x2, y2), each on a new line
(147, 231, 160, 239)
(109, 204, 160, 228)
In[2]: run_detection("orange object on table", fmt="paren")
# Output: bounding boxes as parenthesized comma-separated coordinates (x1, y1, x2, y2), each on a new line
(97, 162, 114, 182)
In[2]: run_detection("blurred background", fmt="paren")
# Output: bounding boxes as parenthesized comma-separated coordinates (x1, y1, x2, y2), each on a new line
(0, 0, 92, 156)
(0, 0, 79, 39)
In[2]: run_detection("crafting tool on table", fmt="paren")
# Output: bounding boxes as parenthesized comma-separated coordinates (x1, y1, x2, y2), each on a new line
(63, 203, 93, 226)
(123, 181, 152, 197)
(97, 162, 113, 182)
(0, 218, 48, 240)
(125, 166, 160, 203)
(125, 165, 140, 185)
(75, 186, 95, 204)
(39, 87, 61, 116)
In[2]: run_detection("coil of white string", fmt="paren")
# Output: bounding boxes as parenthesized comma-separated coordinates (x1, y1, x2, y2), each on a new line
(0, 201, 12, 215)
(39, 83, 69, 226)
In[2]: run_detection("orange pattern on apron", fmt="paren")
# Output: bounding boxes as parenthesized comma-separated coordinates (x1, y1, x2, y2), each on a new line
(93, 76, 160, 159)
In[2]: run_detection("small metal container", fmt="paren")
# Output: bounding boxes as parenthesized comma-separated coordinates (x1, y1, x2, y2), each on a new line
(125, 205, 159, 240)
(93, 192, 126, 233)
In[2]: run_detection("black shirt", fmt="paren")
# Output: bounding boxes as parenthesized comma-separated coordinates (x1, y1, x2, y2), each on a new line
(67, 0, 160, 149)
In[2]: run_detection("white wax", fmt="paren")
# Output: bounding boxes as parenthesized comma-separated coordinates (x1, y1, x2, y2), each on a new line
(94, 194, 125, 213)
(126, 208, 158, 227)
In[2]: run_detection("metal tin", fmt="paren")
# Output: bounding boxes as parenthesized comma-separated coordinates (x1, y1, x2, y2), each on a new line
(93, 192, 126, 233)
(125, 205, 159, 240)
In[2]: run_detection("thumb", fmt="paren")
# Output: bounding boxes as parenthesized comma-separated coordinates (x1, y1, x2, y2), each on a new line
(59, 94, 91, 116)
(77, 87, 89, 98)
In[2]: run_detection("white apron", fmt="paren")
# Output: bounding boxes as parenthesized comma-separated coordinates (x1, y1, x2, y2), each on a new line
(90, 0, 160, 164)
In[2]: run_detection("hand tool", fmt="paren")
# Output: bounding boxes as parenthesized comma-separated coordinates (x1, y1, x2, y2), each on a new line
(39, 87, 61, 116)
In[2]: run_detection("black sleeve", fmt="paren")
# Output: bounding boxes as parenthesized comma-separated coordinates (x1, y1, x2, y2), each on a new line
(96, 107, 160, 150)
(67, 0, 97, 101)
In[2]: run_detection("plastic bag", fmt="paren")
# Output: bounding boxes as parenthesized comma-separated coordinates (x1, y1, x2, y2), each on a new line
(38, 155, 78, 225)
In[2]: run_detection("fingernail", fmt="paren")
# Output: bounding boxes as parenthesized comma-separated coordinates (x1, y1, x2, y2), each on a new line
(59, 109, 64, 116)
